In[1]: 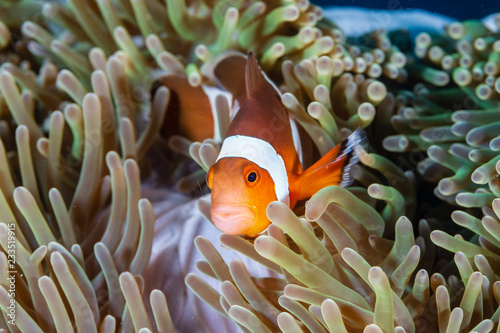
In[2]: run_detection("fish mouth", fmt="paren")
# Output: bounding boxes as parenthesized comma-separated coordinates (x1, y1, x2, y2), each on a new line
(211, 204, 256, 235)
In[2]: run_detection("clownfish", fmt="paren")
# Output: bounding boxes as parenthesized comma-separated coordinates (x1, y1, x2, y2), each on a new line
(153, 75, 215, 142)
(207, 52, 366, 237)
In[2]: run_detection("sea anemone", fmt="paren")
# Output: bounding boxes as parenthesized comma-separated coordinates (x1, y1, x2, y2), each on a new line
(382, 16, 500, 209)
(188, 185, 427, 332)
(0, 1, 177, 328)
(0, 81, 174, 331)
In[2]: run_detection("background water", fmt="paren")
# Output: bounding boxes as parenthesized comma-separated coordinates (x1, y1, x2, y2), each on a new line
(313, 0, 500, 20)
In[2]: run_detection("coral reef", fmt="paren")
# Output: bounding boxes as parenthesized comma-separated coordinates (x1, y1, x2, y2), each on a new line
(0, 0, 500, 332)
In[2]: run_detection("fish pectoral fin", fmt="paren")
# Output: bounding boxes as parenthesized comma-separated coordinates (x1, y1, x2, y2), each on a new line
(293, 128, 367, 201)
(292, 153, 345, 202)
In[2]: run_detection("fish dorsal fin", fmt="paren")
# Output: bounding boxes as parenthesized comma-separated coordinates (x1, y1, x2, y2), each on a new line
(245, 52, 267, 98)
(213, 52, 247, 105)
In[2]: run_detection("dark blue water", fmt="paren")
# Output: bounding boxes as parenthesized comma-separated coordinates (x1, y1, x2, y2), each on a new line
(314, 0, 500, 20)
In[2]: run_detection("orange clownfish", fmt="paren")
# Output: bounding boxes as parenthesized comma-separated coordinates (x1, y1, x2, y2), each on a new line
(207, 52, 367, 237)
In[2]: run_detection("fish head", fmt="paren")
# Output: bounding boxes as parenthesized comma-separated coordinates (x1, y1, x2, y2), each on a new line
(207, 157, 277, 237)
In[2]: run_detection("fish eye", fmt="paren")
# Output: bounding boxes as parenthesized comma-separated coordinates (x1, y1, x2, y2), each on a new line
(247, 171, 257, 183)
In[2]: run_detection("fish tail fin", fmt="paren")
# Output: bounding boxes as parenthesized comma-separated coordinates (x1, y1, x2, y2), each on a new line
(292, 128, 368, 202)
(245, 51, 266, 98)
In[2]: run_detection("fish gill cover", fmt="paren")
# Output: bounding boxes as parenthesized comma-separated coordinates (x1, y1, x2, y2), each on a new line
(0, 0, 499, 332)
